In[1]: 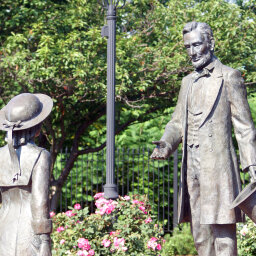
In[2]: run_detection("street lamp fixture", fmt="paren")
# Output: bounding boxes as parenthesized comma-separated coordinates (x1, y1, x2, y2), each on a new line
(99, 0, 126, 199)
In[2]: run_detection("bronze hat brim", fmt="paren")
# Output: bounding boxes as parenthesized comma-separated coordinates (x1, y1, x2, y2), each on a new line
(230, 181, 256, 209)
(0, 94, 53, 131)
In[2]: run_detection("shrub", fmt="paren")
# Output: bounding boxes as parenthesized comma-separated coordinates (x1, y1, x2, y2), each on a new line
(161, 224, 197, 256)
(51, 193, 165, 255)
(237, 218, 256, 255)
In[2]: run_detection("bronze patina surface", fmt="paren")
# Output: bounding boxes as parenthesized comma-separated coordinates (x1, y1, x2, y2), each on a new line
(0, 93, 53, 256)
(151, 22, 256, 256)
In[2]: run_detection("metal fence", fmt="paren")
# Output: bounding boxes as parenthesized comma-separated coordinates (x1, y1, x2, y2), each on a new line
(54, 147, 181, 233)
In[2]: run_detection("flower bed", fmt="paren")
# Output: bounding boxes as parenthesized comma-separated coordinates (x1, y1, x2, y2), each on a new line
(237, 218, 256, 256)
(51, 193, 165, 255)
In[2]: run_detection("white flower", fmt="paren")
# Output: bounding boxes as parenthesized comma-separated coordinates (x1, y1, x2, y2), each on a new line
(240, 225, 249, 236)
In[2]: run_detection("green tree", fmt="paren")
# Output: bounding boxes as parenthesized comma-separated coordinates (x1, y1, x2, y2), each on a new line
(0, 0, 255, 210)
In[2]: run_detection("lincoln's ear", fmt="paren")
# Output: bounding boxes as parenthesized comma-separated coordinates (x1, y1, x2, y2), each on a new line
(210, 39, 215, 52)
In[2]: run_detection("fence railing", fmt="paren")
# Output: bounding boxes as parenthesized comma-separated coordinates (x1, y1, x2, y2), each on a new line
(54, 147, 182, 233)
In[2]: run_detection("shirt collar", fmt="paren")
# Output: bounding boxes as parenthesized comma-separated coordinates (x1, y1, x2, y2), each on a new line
(204, 57, 217, 73)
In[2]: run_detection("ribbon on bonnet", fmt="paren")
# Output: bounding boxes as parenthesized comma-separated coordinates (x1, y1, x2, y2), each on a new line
(3, 120, 23, 183)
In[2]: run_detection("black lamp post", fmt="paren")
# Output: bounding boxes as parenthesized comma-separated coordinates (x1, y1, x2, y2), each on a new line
(99, 0, 126, 199)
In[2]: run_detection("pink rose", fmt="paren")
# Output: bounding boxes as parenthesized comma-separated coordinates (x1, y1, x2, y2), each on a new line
(139, 206, 146, 211)
(76, 251, 85, 256)
(145, 217, 152, 223)
(49, 211, 55, 218)
(113, 237, 125, 249)
(150, 237, 158, 242)
(60, 239, 65, 245)
(110, 230, 120, 236)
(123, 195, 130, 201)
(94, 192, 104, 199)
(102, 239, 111, 247)
(56, 226, 65, 233)
(95, 198, 117, 215)
(65, 210, 76, 217)
(78, 238, 91, 250)
(95, 198, 109, 209)
(156, 244, 162, 250)
(132, 199, 140, 204)
(105, 204, 116, 214)
(122, 246, 128, 251)
(74, 203, 81, 210)
(147, 237, 158, 250)
(88, 249, 95, 255)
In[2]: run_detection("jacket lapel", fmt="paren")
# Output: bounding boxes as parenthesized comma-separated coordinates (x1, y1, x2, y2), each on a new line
(199, 60, 223, 128)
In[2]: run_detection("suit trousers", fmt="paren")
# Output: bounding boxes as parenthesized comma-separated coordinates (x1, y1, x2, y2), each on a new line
(187, 145, 237, 256)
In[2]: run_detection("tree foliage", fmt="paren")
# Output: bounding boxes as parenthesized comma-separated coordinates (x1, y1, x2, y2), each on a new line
(0, 0, 255, 209)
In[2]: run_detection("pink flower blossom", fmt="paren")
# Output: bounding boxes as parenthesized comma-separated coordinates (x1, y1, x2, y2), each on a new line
(113, 237, 125, 249)
(139, 206, 146, 211)
(95, 197, 109, 209)
(145, 217, 152, 223)
(94, 192, 104, 199)
(77, 250, 87, 256)
(132, 199, 140, 204)
(123, 195, 130, 201)
(150, 237, 158, 242)
(240, 225, 249, 236)
(57, 226, 65, 233)
(60, 239, 65, 245)
(74, 203, 81, 210)
(110, 231, 120, 236)
(78, 238, 91, 251)
(88, 249, 95, 255)
(122, 246, 128, 251)
(105, 204, 116, 214)
(65, 210, 76, 217)
(156, 244, 162, 250)
(147, 237, 159, 251)
(102, 239, 111, 247)
(95, 198, 117, 215)
(49, 211, 55, 218)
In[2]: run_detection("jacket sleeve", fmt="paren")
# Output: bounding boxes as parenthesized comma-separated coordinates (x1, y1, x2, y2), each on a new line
(160, 78, 187, 154)
(31, 150, 52, 234)
(228, 69, 256, 171)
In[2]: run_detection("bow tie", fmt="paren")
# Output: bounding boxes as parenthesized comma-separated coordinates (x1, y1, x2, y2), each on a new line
(192, 68, 210, 82)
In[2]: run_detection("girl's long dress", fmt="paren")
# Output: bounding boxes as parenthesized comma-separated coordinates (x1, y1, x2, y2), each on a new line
(0, 143, 49, 256)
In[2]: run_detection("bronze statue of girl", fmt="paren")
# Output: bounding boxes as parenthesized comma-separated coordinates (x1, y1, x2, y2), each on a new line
(0, 93, 53, 256)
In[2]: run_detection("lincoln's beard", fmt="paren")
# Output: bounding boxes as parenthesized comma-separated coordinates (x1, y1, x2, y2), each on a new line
(192, 50, 212, 70)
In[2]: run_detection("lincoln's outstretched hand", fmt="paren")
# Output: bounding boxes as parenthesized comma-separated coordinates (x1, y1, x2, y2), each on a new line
(150, 141, 171, 160)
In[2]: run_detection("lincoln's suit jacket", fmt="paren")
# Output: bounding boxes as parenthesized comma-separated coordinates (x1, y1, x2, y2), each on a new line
(161, 59, 256, 224)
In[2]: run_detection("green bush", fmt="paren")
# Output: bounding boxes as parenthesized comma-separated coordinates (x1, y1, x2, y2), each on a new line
(237, 218, 256, 255)
(161, 224, 197, 256)
(51, 194, 165, 255)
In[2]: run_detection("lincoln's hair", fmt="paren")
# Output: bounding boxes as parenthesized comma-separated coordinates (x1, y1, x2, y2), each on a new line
(183, 21, 214, 45)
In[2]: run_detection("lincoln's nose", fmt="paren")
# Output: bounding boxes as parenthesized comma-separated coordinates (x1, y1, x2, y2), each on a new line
(189, 46, 195, 57)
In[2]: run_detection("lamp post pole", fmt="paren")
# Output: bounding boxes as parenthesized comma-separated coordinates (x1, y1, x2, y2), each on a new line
(100, 0, 126, 199)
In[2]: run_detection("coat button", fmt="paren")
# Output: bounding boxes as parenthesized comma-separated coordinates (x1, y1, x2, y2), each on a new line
(209, 134, 212, 137)
(210, 148, 213, 152)
(209, 120, 212, 123)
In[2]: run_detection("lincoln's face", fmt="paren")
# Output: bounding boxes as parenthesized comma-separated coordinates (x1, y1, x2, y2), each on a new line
(183, 29, 212, 70)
